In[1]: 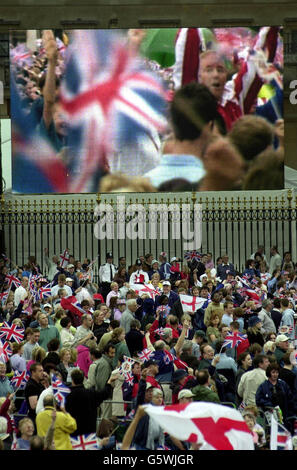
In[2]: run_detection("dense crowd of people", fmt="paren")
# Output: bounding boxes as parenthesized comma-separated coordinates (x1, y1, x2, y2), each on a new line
(11, 27, 284, 193)
(0, 244, 296, 450)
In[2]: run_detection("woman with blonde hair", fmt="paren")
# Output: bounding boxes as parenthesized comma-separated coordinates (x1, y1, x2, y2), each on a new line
(26, 346, 46, 372)
(247, 316, 264, 347)
(149, 273, 162, 290)
(263, 340, 276, 356)
(12, 318, 23, 328)
(17, 417, 35, 450)
(57, 347, 76, 384)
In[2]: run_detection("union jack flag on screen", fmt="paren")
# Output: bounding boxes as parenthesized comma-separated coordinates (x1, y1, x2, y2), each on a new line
(51, 374, 70, 407)
(59, 29, 168, 192)
(0, 321, 24, 344)
(11, 43, 34, 67)
(11, 370, 30, 390)
(70, 433, 99, 450)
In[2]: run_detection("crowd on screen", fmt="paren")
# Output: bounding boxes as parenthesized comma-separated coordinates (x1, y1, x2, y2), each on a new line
(11, 27, 283, 193)
(0, 244, 296, 450)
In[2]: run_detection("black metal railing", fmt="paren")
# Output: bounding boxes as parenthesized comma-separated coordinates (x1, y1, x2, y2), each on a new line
(1, 189, 296, 274)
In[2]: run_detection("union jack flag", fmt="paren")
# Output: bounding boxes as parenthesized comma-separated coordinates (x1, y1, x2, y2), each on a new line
(270, 415, 292, 450)
(125, 372, 134, 386)
(0, 322, 24, 344)
(11, 43, 33, 67)
(119, 357, 135, 378)
(238, 401, 248, 413)
(154, 327, 165, 337)
(0, 290, 9, 305)
(51, 374, 70, 407)
(164, 350, 176, 365)
(156, 305, 170, 317)
(0, 339, 13, 363)
(5, 274, 21, 288)
(11, 370, 30, 390)
(238, 287, 260, 302)
(70, 301, 86, 317)
(59, 29, 168, 192)
(38, 284, 52, 299)
(184, 251, 203, 262)
(70, 433, 99, 450)
(222, 332, 247, 349)
(138, 348, 154, 363)
(29, 276, 40, 301)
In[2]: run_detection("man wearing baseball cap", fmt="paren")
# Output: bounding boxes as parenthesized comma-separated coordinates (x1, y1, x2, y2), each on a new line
(178, 389, 195, 404)
(155, 280, 179, 310)
(65, 277, 75, 294)
(274, 334, 290, 365)
(65, 264, 79, 290)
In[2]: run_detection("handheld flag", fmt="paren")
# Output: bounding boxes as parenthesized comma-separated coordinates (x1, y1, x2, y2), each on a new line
(144, 402, 254, 450)
(0, 339, 13, 363)
(270, 415, 292, 450)
(51, 374, 70, 407)
(137, 348, 154, 363)
(70, 433, 99, 450)
(11, 370, 30, 390)
(222, 332, 247, 350)
(0, 322, 24, 344)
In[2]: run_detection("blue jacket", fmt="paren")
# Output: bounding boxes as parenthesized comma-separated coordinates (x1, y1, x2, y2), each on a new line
(217, 263, 235, 281)
(159, 262, 172, 280)
(256, 378, 296, 419)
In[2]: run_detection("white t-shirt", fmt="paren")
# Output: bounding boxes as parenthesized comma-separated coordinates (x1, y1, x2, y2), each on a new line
(51, 284, 73, 298)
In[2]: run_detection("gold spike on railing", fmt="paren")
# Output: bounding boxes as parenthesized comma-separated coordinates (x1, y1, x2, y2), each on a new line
(287, 189, 293, 208)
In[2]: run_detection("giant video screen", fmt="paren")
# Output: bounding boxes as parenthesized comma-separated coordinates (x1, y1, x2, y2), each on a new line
(10, 27, 283, 193)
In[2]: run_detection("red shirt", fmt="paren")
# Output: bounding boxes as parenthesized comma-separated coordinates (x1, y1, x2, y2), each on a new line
(217, 101, 242, 132)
